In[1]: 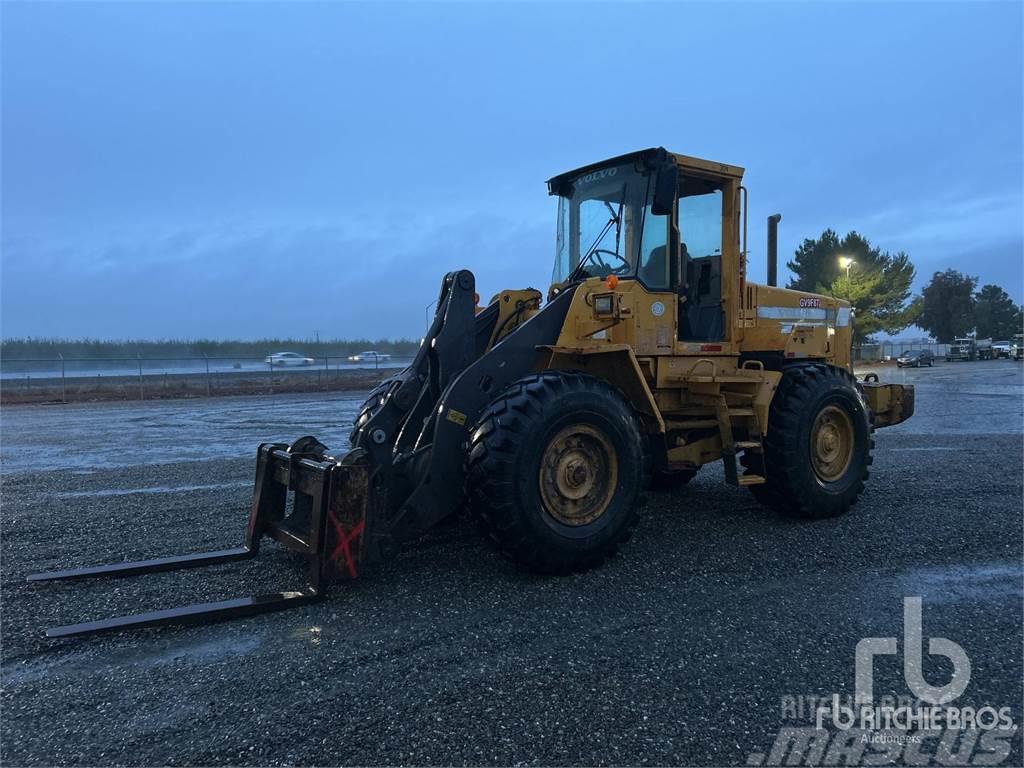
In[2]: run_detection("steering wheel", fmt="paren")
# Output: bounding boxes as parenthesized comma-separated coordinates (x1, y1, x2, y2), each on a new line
(591, 249, 631, 275)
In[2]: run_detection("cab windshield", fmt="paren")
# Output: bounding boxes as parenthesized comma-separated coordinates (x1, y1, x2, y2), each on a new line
(551, 164, 669, 288)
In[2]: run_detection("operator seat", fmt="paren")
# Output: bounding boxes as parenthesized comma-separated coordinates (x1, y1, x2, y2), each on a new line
(679, 259, 723, 341)
(693, 261, 723, 340)
(639, 245, 668, 289)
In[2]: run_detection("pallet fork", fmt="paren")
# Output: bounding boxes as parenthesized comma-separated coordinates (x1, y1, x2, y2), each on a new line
(28, 439, 374, 638)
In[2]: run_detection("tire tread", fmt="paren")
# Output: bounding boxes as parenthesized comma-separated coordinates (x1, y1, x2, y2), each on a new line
(465, 370, 642, 574)
(741, 363, 872, 518)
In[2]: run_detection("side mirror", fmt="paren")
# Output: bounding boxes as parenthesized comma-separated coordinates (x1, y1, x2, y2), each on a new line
(651, 163, 677, 216)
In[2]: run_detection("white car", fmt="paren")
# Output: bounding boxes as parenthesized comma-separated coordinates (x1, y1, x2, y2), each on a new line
(265, 352, 314, 367)
(348, 350, 391, 363)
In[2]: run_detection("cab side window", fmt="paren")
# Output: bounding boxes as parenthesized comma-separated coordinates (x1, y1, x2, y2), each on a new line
(679, 189, 722, 261)
(677, 184, 724, 341)
(637, 204, 670, 290)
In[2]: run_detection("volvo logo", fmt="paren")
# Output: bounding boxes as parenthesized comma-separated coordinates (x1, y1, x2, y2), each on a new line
(575, 167, 618, 186)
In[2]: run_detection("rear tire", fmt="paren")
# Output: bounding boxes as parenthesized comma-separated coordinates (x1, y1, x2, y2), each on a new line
(740, 364, 872, 519)
(465, 371, 644, 574)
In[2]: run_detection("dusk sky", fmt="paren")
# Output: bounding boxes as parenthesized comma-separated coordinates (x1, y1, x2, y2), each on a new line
(2, 1, 1021, 341)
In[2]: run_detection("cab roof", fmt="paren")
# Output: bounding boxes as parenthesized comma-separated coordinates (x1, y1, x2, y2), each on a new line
(546, 146, 744, 195)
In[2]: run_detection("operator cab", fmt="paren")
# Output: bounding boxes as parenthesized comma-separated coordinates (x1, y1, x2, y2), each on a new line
(548, 149, 672, 291)
(547, 147, 738, 344)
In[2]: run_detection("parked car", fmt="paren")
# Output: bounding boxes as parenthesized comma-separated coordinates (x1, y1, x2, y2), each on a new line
(347, 350, 391, 363)
(1015, 334, 1024, 361)
(992, 340, 1012, 359)
(896, 349, 934, 368)
(265, 352, 314, 367)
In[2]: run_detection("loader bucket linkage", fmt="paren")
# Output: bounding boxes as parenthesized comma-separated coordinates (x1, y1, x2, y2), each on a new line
(29, 269, 553, 639)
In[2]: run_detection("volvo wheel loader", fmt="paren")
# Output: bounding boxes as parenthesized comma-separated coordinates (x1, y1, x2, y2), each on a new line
(30, 148, 914, 638)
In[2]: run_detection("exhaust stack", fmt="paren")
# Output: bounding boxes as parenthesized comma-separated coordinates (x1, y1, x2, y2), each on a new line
(767, 213, 782, 287)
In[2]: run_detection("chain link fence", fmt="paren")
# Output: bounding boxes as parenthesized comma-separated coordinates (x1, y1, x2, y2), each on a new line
(854, 342, 950, 362)
(0, 355, 409, 404)
(6, 343, 993, 403)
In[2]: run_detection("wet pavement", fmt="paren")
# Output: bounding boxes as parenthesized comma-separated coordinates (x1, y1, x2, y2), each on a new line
(0, 392, 366, 472)
(857, 360, 1023, 435)
(1, 361, 1021, 766)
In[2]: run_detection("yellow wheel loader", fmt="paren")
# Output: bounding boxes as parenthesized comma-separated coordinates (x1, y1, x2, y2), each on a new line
(31, 148, 914, 637)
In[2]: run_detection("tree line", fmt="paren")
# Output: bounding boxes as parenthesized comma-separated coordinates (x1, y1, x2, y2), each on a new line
(787, 230, 1022, 344)
(3, 237, 1019, 353)
(0, 337, 423, 361)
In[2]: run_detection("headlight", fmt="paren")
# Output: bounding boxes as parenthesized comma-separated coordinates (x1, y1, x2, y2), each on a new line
(593, 293, 615, 316)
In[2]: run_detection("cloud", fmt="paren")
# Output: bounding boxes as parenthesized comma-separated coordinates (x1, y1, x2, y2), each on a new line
(0, 212, 554, 340)
(859, 191, 1021, 252)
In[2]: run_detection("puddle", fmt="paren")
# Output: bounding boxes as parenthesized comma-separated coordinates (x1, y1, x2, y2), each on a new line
(895, 563, 1022, 605)
(0, 392, 367, 473)
(3, 634, 263, 686)
(57, 481, 250, 499)
(890, 447, 959, 452)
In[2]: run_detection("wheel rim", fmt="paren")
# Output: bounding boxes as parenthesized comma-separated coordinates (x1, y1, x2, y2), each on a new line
(810, 404, 854, 483)
(539, 424, 618, 526)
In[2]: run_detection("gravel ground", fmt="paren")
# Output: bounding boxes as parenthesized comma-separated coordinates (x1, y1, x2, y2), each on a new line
(1, 362, 1021, 766)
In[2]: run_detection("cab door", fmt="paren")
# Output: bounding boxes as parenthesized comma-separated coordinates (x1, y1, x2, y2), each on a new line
(676, 176, 726, 343)
(632, 190, 677, 356)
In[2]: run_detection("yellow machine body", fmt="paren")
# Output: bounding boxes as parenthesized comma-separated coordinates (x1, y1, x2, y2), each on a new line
(26, 148, 916, 639)
(495, 149, 911, 472)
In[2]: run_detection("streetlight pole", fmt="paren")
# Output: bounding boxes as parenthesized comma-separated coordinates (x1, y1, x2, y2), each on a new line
(836, 255, 858, 351)
(425, 300, 437, 332)
(838, 256, 856, 291)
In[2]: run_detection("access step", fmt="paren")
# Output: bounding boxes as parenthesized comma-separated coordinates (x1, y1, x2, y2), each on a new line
(737, 474, 766, 486)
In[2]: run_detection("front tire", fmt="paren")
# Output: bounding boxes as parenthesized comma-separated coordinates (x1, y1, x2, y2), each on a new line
(349, 376, 398, 444)
(741, 364, 872, 519)
(465, 371, 644, 574)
